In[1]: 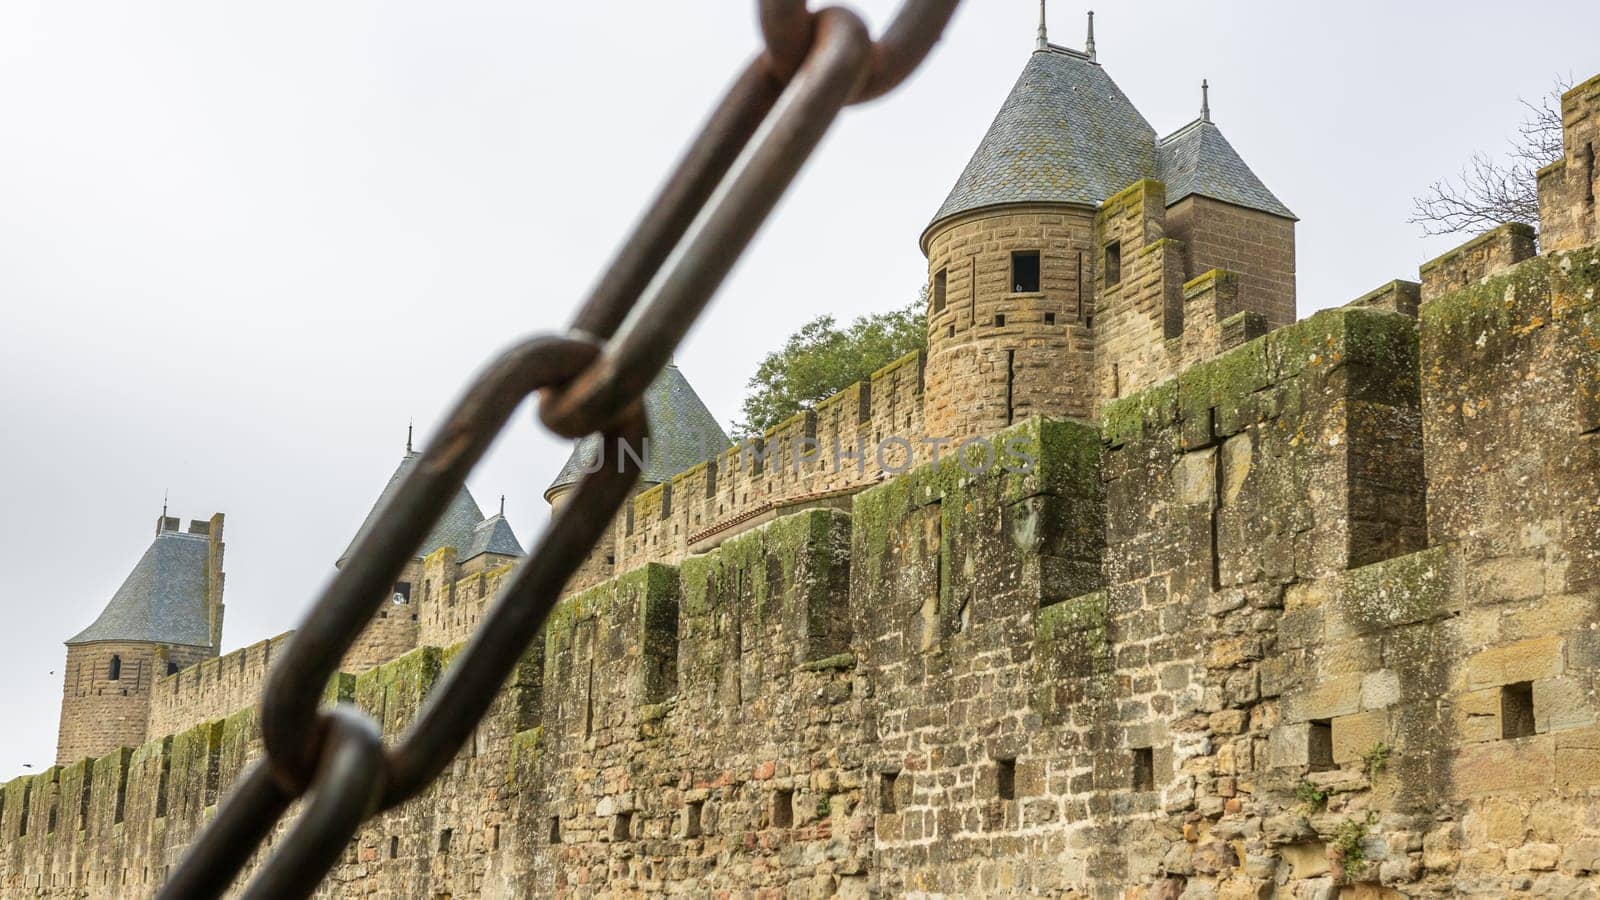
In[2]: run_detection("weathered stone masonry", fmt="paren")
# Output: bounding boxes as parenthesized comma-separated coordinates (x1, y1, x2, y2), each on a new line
(6, 48, 1600, 900)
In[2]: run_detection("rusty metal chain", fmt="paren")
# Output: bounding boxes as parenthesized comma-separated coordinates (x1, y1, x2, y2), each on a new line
(156, 2, 957, 897)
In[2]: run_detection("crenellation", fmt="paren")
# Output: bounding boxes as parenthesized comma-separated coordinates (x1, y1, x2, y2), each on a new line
(10, 34, 1600, 900)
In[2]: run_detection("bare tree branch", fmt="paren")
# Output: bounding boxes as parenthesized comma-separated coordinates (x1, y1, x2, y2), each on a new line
(1410, 77, 1570, 237)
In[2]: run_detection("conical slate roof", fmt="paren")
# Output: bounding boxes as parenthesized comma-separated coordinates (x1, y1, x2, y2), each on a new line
(1157, 119, 1295, 219)
(545, 363, 730, 502)
(68, 529, 213, 647)
(927, 47, 1157, 237)
(462, 514, 523, 562)
(926, 46, 1293, 242)
(337, 451, 498, 567)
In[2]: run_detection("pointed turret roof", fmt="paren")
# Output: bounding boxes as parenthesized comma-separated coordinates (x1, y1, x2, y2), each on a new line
(462, 514, 523, 562)
(925, 36, 1294, 245)
(926, 46, 1156, 239)
(68, 526, 213, 647)
(545, 363, 730, 503)
(1157, 118, 1295, 219)
(337, 450, 502, 567)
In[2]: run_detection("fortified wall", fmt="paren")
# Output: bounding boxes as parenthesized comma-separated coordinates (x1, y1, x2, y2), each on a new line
(4, 47, 1600, 900)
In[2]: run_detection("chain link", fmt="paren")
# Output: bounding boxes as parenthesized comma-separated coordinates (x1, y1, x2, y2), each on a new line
(156, 3, 957, 896)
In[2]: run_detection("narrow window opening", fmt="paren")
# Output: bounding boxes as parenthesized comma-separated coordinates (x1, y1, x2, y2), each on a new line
(47, 802, 57, 835)
(1308, 719, 1334, 770)
(1584, 142, 1596, 204)
(772, 789, 794, 828)
(548, 816, 562, 844)
(1132, 747, 1155, 791)
(932, 268, 948, 313)
(612, 811, 633, 841)
(994, 313, 1006, 327)
(108, 655, 121, 681)
(1076, 250, 1088, 318)
(1502, 682, 1536, 738)
(490, 824, 501, 851)
(1104, 241, 1122, 286)
(996, 758, 1016, 801)
(685, 800, 704, 838)
(1005, 350, 1017, 425)
(946, 324, 955, 338)
(605, 553, 615, 566)
(437, 828, 453, 854)
(1011, 251, 1041, 292)
(166, 661, 179, 676)
(17, 784, 30, 836)
(879, 772, 900, 814)
(388, 836, 399, 859)
(1044, 312, 1056, 325)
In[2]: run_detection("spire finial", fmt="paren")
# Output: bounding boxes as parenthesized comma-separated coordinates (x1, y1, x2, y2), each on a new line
(406, 419, 414, 454)
(1035, 0, 1048, 51)
(1085, 10, 1096, 61)
(1201, 78, 1211, 123)
(499, 494, 506, 517)
(162, 489, 168, 520)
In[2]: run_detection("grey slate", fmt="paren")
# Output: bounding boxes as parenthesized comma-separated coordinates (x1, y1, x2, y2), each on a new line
(462, 515, 523, 562)
(929, 48, 1293, 231)
(929, 48, 1156, 230)
(68, 530, 213, 647)
(1157, 119, 1295, 219)
(546, 363, 730, 501)
(337, 453, 491, 567)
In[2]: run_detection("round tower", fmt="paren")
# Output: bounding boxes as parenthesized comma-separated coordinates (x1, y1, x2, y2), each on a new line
(921, 16, 1153, 441)
(56, 513, 224, 765)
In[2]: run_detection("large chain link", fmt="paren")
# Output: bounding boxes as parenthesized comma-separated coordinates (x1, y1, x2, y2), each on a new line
(156, 2, 958, 898)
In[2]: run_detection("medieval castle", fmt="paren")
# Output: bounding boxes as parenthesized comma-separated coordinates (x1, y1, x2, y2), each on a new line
(6, 10, 1600, 897)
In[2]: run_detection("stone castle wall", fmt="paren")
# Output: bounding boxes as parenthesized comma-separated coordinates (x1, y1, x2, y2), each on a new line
(6, 69, 1600, 900)
(146, 635, 291, 739)
(5, 226, 1597, 895)
(55, 642, 213, 768)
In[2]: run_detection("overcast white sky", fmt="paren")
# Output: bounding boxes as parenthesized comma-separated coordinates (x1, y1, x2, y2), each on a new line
(1, 1, 1595, 775)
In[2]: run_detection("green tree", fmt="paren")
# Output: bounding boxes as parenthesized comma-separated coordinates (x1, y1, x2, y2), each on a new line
(732, 293, 927, 438)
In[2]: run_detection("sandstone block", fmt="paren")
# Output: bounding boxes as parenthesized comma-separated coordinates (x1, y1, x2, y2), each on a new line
(1463, 636, 1565, 691)
(1331, 710, 1389, 764)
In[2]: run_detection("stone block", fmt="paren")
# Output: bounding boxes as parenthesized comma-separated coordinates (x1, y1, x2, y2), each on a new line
(1448, 688, 1503, 744)
(1452, 735, 1554, 796)
(1533, 677, 1595, 733)
(1361, 670, 1402, 710)
(1283, 673, 1363, 723)
(1331, 710, 1389, 764)
(1462, 636, 1565, 691)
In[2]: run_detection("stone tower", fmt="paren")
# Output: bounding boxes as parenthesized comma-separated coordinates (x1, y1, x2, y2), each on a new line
(336, 431, 525, 672)
(55, 512, 225, 765)
(921, 11, 1296, 441)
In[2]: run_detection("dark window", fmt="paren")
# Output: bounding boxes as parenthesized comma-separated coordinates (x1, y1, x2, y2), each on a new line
(932, 268, 948, 313)
(879, 772, 899, 813)
(166, 661, 179, 676)
(1104, 241, 1122, 286)
(946, 324, 955, 338)
(1132, 748, 1155, 791)
(438, 828, 453, 854)
(1502, 682, 1536, 738)
(491, 824, 501, 851)
(1308, 720, 1333, 769)
(685, 800, 704, 838)
(772, 789, 794, 828)
(393, 581, 412, 604)
(388, 836, 399, 859)
(996, 758, 1016, 801)
(994, 314, 1006, 327)
(548, 816, 561, 844)
(108, 655, 121, 681)
(1011, 251, 1041, 292)
(1044, 312, 1056, 325)
(612, 812, 632, 841)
